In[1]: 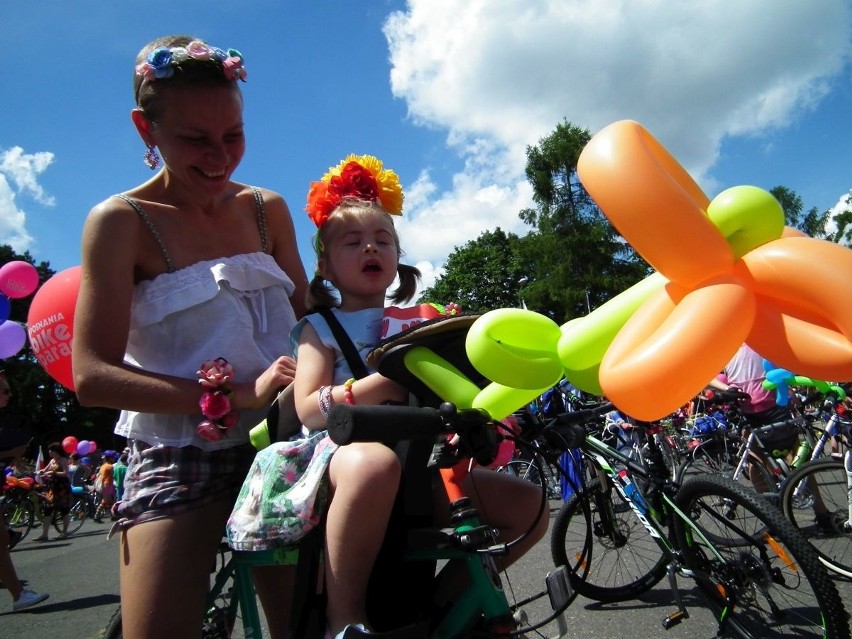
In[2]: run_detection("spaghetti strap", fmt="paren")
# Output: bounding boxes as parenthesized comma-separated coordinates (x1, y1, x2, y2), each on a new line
(113, 194, 176, 273)
(251, 186, 270, 254)
(114, 188, 268, 272)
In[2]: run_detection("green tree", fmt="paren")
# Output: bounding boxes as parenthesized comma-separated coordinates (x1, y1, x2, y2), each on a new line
(518, 121, 648, 321)
(0, 247, 120, 453)
(767, 185, 852, 243)
(418, 228, 531, 311)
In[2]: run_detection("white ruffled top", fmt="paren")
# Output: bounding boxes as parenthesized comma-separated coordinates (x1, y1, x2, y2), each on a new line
(114, 252, 298, 450)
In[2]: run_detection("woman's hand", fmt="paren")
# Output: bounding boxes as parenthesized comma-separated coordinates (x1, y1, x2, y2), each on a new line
(231, 356, 297, 411)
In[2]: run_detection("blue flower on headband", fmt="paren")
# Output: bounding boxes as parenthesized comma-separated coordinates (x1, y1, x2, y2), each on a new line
(147, 48, 176, 79)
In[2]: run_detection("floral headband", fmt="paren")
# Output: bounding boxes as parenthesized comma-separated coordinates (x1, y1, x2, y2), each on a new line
(136, 40, 247, 82)
(305, 154, 403, 228)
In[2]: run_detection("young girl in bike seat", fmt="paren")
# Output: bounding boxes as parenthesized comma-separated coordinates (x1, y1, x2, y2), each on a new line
(265, 154, 548, 638)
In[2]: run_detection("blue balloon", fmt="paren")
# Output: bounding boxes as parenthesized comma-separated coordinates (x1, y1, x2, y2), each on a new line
(0, 295, 8, 323)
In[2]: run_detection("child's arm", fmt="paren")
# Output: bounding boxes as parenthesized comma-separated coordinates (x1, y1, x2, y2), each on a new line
(294, 323, 409, 431)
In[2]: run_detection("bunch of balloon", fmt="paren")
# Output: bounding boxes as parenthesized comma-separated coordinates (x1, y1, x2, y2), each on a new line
(61, 436, 98, 456)
(26, 266, 81, 391)
(0, 261, 41, 359)
(460, 121, 852, 423)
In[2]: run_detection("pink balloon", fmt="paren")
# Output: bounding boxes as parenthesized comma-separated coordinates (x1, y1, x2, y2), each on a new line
(0, 261, 40, 299)
(0, 321, 27, 358)
(88, 440, 98, 453)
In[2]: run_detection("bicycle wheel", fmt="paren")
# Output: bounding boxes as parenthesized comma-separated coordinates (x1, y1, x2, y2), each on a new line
(550, 477, 668, 602)
(779, 457, 852, 578)
(65, 496, 89, 534)
(672, 474, 849, 639)
(1, 495, 35, 541)
(678, 439, 738, 482)
(497, 458, 547, 492)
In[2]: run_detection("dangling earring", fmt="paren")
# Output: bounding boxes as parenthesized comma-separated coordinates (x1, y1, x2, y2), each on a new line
(143, 145, 160, 170)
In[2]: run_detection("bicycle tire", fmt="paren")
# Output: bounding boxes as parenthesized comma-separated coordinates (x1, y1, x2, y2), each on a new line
(678, 439, 737, 483)
(550, 478, 668, 602)
(672, 474, 850, 639)
(50, 501, 82, 536)
(1, 495, 35, 541)
(497, 457, 561, 499)
(779, 457, 852, 578)
(679, 444, 777, 495)
(66, 496, 89, 533)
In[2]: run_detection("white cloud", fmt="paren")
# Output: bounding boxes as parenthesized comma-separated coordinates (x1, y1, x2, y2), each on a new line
(383, 0, 852, 282)
(0, 146, 55, 252)
(826, 192, 852, 246)
(0, 147, 55, 207)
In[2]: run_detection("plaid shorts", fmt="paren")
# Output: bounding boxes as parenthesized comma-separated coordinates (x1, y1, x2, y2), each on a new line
(111, 440, 256, 532)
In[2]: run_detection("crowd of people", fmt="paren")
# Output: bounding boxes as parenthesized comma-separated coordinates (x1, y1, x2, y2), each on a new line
(2, 30, 849, 639)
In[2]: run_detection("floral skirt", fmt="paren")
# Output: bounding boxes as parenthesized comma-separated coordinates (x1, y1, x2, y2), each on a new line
(226, 430, 338, 551)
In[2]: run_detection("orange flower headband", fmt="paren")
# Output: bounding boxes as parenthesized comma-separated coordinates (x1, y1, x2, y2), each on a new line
(305, 154, 404, 228)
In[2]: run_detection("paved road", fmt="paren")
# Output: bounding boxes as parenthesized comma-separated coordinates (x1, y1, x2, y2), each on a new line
(2, 508, 850, 639)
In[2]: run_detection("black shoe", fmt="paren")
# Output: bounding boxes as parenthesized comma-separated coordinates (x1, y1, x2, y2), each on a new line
(8, 529, 23, 550)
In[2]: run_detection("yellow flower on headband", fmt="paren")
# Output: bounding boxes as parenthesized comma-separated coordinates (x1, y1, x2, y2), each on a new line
(306, 154, 404, 227)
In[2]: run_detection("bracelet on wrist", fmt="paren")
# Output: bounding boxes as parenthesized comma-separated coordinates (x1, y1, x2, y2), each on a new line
(196, 357, 239, 443)
(318, 385, 335, 419)
(343, 378, 356, 406)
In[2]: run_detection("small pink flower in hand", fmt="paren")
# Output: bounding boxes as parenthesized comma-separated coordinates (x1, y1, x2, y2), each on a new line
(197, 357, 235, 389)
(200, 391, 232, 420)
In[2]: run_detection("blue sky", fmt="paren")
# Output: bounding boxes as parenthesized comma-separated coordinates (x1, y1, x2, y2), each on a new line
(2, 1, 850, 294)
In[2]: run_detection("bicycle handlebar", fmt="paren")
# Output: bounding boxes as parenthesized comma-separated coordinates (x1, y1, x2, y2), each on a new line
(326, 403, 449, 445)
(702, 388, 751, 404)
(539, 402, 614, 452)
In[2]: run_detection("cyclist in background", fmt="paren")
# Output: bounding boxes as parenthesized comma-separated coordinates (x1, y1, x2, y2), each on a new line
(707, 343, 799, 492)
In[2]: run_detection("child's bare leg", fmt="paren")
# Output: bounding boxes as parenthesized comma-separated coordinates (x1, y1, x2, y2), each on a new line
(433, 467, 549, 605)
(464, 468, 549, 566)
(324, 442, 401, 635)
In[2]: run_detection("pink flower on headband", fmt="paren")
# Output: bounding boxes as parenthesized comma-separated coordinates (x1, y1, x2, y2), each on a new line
(223, 56, 247, 81)
(185, 40, 215, 60)
(136, 41, 248, 83)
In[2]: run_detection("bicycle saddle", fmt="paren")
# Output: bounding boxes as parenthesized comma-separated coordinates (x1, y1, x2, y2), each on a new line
(367, 312, 488, 408)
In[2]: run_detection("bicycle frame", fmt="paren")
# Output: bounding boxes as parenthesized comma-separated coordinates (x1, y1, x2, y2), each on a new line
(562, 427, 762, 629)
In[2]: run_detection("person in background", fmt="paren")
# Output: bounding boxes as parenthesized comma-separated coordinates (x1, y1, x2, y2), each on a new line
(69, 452, 93, 488)
(113, 452, 128, 503)
(707, 343, 800, 487)
(71, 34, 308, 639)
(0, 446, 49, 611)
(94, 452, 116, 522)
(33, 442, 72, 541)
(0, 375, 49, 610)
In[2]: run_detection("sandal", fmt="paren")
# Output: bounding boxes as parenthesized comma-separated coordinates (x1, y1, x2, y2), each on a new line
(33, 536, 49, 542)
(56, 533, 69, 540)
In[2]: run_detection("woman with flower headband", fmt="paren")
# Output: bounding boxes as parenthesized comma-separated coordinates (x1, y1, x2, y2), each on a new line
(264, 154, 548, 638)
(72, 35, 308, 639)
